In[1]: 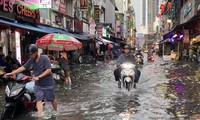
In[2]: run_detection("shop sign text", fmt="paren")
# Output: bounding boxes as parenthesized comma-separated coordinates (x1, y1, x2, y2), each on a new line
(0, 0, 13, 13)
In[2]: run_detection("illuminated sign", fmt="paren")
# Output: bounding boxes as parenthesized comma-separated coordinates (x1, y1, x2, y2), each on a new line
(39, 0, 51, 8)
(15, 31, 21, 64)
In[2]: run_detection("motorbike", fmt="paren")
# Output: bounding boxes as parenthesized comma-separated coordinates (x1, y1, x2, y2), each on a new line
(136, 54, 143, 65)
(148, 55, 154, 62)
(1, 73, 36, 120)
(120, 63, 136, 91)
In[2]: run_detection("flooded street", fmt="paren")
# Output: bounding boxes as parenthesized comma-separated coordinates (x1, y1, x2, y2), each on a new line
(0, 55, 200, 120)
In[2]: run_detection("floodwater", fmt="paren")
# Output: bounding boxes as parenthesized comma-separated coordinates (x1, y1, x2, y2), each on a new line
(0, 54, 200, 120)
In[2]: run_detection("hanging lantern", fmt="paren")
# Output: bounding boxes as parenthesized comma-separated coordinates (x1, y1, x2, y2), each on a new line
(160, 4, 165, 12)
(167, 2, 172, 8)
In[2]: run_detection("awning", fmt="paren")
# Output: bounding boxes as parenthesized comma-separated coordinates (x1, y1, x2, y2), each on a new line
(67, 33, 89, 40)
(163, 32, 174, 39)
(98, 38, 115, 44)
(37, 25, 68, 34)
(0, 18, 49, 33)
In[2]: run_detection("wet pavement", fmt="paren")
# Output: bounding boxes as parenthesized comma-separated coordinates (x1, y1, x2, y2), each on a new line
(0, 54, 200, 119)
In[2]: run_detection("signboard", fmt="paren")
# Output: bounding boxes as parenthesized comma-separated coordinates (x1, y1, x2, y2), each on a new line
(180, 0, 195, 24)
(15, 31, 21, 64)
(83, 22, 89, 33)
(39, 0, 51, 8)
(66, 16, 73, 31)
(102, 28, 107, 37)
(80, 0, 88, 11)
(74, 19, 83, 33)
(94, 5, 100, 24)
(40, 17, 51, 25)
(0, 0, 15, 19)
(89, 18, 96, 34)
(183, 29, 190, 43)
(53, 0, 66, 14)
(14, 4, 40, 24)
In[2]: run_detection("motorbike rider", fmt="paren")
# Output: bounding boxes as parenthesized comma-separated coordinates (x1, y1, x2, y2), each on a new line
(135, 49, 144, 64)
(4, 44, 58, 116)
(114, 45, 141, 88)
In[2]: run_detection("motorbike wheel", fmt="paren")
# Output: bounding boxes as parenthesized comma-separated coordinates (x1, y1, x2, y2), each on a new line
(126, 82, 132, 91)
(1, 107, 14, 120)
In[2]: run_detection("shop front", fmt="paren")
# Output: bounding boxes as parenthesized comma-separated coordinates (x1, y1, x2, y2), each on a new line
(0, 1, 50, 64)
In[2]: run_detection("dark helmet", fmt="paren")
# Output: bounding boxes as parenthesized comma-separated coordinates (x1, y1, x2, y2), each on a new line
(123, 45, 130, 49)
(26, 44, 38, 55)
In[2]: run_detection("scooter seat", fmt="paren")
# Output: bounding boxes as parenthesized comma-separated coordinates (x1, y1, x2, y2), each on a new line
(25, 81, 35, 94)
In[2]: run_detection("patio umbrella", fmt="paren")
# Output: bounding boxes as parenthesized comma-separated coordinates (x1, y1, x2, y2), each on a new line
(36, 34, 82, 51)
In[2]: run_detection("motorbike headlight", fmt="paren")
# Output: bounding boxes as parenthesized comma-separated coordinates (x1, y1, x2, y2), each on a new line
(121, 63, 135, 69)
(10, 88, 23, 97)
(5, 86, 10, 97)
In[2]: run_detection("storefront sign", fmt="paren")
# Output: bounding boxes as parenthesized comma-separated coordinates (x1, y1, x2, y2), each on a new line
(80, 0, 88, 11)
(83, 22, 88, 33)
(15, 31, 21, 64)
(14, 4, 40, 24)
(0, 0, 13, 12)
(0, 0, 15, 19)
(40, 17, 51, 25)
(102, 28, 106, 37)
(74, 19, 83, 33)
(89, 18, 96, 34)
(53, 0, 66, 14)
(66, 16, 73, 31)
(39, 0, 51, 8)
(94, 5, 99, 24)
(183, 3, 192, 18)
(181, 0, 195, 24)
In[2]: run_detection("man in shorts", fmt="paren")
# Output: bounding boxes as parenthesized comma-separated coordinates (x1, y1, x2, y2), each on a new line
(5, 44, 58, 116)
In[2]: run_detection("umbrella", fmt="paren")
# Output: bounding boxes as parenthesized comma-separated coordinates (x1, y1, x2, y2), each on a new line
(36, 34, 82, 51)
(192, 41, 200, 46)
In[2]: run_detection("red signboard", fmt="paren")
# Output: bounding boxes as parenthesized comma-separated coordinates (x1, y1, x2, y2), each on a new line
(80, 0, 88, 11)
(74, 20, 83, 33)
(53, 0, 66, 14)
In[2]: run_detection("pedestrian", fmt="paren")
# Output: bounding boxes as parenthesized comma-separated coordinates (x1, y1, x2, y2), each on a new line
(58, 52, 72, 89)
(4, 44, 58, 116)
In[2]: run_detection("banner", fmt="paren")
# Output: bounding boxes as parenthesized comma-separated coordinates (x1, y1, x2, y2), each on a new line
(80, 0, 88, 11)
(53, 0, 66, 14)
(39, 0, 51, 8)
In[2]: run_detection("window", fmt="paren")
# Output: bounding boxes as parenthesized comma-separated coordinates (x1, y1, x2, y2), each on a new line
(39, 9, 50, 19)
(66, 0, 73, 16)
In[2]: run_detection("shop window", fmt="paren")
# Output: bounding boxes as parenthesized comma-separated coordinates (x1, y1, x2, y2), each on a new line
(40, 9, 50, 19)
(66, 0, 73, 16)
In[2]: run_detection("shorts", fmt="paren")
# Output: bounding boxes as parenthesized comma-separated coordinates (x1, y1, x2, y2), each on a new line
(34, 85, 56, 102)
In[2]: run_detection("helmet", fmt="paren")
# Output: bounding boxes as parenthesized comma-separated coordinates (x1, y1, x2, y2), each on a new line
(123, 45, 130, 49)
(26, 44, 38, 55)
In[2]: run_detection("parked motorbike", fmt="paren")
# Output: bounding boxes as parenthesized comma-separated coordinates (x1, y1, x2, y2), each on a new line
(136, 55, 143, 65)
(148, 55, 154, 62)
(120, 63, 136, 91)
(1, 73, 36, 120)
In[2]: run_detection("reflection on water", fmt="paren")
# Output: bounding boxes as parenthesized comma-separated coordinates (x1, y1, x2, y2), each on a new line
(1, 58, 200, 119)
(165, 63, 200, 119)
